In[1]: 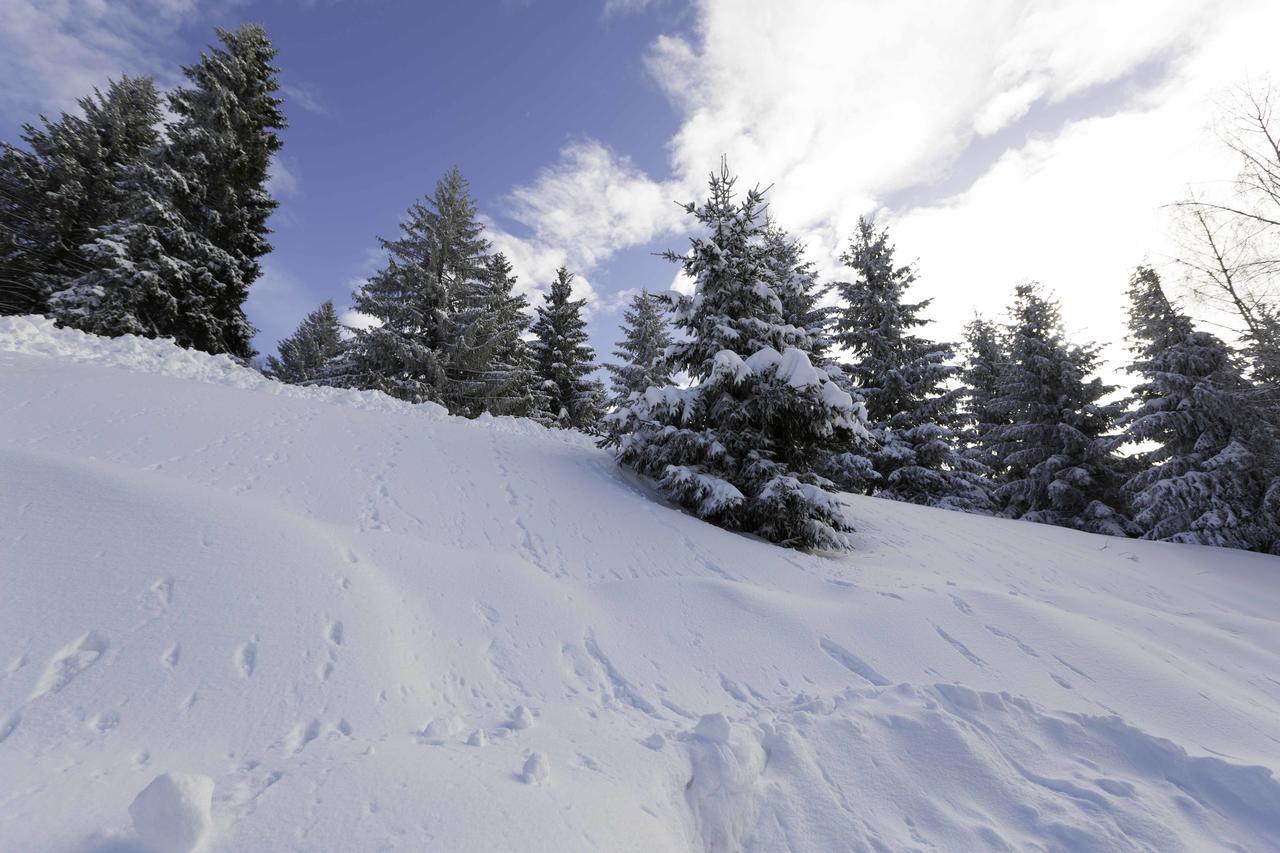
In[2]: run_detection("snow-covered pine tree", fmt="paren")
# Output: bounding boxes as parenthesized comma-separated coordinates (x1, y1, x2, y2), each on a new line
(266, 300, 347, 385)
(0, 141, 45, 314)
(420, 168, 505, 416)
(1, 77, 163, 318)
(763, 225, 833, 359)
(605, 290, 672, 408)
(831, 217, 987, 510)
(958, 315, 1008, 480)
(345, 249, 448, 404)
(986, 283, 1128, 534)
(164, 24, 286, 359)
(604, 163, 868, 550)
(481, 252, 543, 417)
(1119, 266, 1276, 552)
(530, 267, 600, 429)
(345, 168, 505, 408)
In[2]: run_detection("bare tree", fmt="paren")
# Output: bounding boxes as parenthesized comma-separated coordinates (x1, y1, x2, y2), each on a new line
(1173, 83, 1280, 386)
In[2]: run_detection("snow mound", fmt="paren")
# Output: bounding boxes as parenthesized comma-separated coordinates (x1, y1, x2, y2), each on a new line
(0, 315, 448, 418)
(2, 319, 1279, 851)
(129, 773, 215, 852)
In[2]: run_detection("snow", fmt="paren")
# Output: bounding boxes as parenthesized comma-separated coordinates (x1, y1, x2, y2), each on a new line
(2, 316, 1280, 851)
(129, 772, 215, 852)
(521, 751, 551, 785)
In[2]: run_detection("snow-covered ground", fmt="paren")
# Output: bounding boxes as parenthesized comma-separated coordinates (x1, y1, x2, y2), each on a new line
(2, 315, 1279, 852)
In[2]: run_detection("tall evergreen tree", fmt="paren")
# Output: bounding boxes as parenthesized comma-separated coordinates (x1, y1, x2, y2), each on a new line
(1119, 266, 1276, 551)
(419, 168, 508, 416)
(345, 234, 448, 404)
(164, 24, 285, 358)
(42, 78, 238, 342)
(984, 283, 1128, 534)
(266, 300, 347, 385)
(345, 168, 509, 411)
(831, 218, 986, 509)
(1, 77, 163, 318)
(604, 164, 868, 550)
(959, 315, 1008, 477)
(605, 290, 672, 407)
(482, 252, 543, 417)
(530, 267, 600, 429)
(0, 141, 45, 314)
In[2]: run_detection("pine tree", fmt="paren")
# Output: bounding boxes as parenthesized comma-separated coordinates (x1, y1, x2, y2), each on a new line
(985, 283, 1128, 534)
(1119, 266, 1276, 551)
(420, 168, 508, 416)
(345, 254, 448, 404)
(266, 300, 347, 385)
(1, 77, 164, 318)
(959, 315, 1008, 478)
(481, 252, 543, 417)
(345, 169, 496, 408)
(605, 290, 672, 407)
(164, 24, 286, 358)
(604, 163, 868, 550)
(0, 142, 45, 314)
(530, 267, 600, 429)
(831, 218, 987, 509)
(763, 225, 833, 360)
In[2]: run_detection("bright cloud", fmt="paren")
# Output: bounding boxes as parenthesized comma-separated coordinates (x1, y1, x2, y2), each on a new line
(489, 140, 681, 310)
(0, 0, 200, 116)
(513, 0, 1280, 361)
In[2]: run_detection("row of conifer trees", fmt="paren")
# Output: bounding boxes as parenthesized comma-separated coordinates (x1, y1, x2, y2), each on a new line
(0, 25, 284, 359)
(270, 162, 1278, 555)
(2, 26, 1274, 553)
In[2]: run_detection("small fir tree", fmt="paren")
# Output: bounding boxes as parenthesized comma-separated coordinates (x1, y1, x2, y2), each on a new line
(831, 218, 987, 509)
(605, 290, 673, 407)
(530, 267, 600, 429)
(481, 252, 543, 417)
(266, 300, 347, 385)
(958, 315, 1008, 480)
(985, 283, 1128, 534)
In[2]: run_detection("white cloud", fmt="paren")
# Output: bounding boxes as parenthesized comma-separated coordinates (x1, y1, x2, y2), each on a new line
(0, 0, 202, 118)
(488, 140, 682, 311)
(601, 0, 660, 17)
(532, 0, 1280, 366)
(281, 83, 328, 116)
(504, 140, 681, 268)
(266, 156, 302, 199)
(889, 0, 1277, 360)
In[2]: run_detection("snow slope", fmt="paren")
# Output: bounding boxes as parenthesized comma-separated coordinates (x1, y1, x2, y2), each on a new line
(2, 315, 1279, 852)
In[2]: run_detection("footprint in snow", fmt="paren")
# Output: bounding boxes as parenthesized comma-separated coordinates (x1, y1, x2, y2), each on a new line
(235, 639, 258, 678)
(145, 578, 173, 613)
(0, 712, 20, 743)
(28, 632, 109, 700)
(326, 621, 344, 646)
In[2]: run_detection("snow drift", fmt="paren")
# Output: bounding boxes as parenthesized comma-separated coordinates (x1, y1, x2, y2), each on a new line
(1, 315, 1278, 851)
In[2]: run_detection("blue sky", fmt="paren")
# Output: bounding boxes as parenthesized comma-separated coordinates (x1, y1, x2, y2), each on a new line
(4, 0, 1280, 369)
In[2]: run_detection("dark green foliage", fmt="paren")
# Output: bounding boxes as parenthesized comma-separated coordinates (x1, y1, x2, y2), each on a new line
(831, 218, 987, 509)
(266, 300, 347, 385)
(1119, 266, 1277, 551)
(983, 283, 1128, 534)
(530, 267, 600, 429)
(605, 164, 868, 550)
(605, 290, 672, 407)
